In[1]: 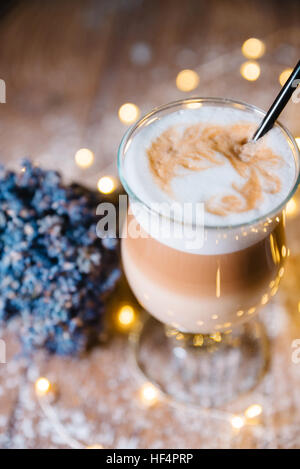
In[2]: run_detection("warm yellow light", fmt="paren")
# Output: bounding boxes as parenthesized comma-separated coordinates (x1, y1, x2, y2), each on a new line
(296, 137, 300, 150)
(139, 383, 159, 406)
(35, 377, 51, 396)
(75, 148, 94, 168)
(118, 103, 140, 124)
(245, 404, 263, 419)
(231, 415, 245, 429)
(176, 69, 200, 92)
(210, 332, 221, 342)
(97, 176, 116, 194)
(193, 334, 204, 347)
(286, 198, 297, 217)
(117, 305, 135, 327)
(279, 68, 293, 87)
(241, 38, 265, 59)
(240, 61, 261, 81)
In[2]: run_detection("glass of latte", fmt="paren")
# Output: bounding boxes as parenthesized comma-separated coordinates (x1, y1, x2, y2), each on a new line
(118, 98, 300, 407)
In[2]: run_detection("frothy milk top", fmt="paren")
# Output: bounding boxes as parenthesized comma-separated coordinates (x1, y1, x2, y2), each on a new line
(123, 105, 296, 253)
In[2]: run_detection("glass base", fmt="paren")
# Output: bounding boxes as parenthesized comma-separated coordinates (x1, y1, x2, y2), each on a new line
(130, 313, 270, 409)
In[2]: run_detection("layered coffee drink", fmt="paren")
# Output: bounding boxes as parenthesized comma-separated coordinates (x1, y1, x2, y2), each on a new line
(120, 101, 297, 334)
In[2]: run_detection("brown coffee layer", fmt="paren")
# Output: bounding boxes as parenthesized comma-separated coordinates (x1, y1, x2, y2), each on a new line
(123, 214, 285, 297)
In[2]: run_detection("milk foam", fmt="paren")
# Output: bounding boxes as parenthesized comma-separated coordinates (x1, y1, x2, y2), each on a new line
(123, 105, 296, 254)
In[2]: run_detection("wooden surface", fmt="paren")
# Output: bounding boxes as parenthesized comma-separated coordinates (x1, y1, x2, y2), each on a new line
(0, 0, 299, 449)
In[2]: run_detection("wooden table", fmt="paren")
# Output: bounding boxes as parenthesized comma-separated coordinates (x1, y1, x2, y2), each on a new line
(0, 0, 299, 449)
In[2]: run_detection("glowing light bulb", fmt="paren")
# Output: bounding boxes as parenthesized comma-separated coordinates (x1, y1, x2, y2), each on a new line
(240, 61, 261, 81)
(286, 198, 297, 217)
(279, 68, 293, 87)
(241, 38, 266, 59)
(139, 383, 159, 406)
(75, 148, 94, 168)
(117, 305, 135, 328)
(231, 415, 245, 429)
(245, 404, 263, 419)
(118, 103, 140, 124)
(35, 377, 51, 396)
(176, 69, 200, 92)
(193, 334, 204, 347)
(97, 176, 116, 194)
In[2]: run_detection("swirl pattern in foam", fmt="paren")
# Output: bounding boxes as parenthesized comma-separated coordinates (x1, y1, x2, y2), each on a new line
(123, 105, 296, 254)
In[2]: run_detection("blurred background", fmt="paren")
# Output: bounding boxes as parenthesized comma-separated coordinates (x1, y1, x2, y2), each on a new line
(0, 0, 299, 190)
(0, 0, 300, 449)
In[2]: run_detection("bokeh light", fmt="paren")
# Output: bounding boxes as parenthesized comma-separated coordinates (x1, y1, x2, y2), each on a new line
(295, 137, 300, 149)
(230, 415, 245, 429)
(117, 304, 136, 329)
(35, 377, 51, 396)
(240, 61, 261, 81)
(241, 38, 266, 59)
(118, 103, 140, 124)
(279, 68, 293, 87)
(75, 148, 94, 168)
(245, 404, 263, 419)
(139, 382, 159, 406)
(176, 69, 200, 92)
(97, 176, 116, 194)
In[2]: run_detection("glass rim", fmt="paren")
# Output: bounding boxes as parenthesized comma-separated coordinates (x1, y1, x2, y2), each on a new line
(118, 97, 300, 230)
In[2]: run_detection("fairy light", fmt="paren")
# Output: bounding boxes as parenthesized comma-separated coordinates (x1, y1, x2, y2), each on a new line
(118, 103, 140, 124)
(117, 304, 136, 329)
(75, 148, 94, 168)
(139, 382, 159, 406)
(241, 38, 266, 59)
(35, 377, 51, 396)
(286, 198, 297, 217)
(230, 415, 245, 429)
(240, 61, 261, 81)
(279, 68, 293, 87)
(97, 176, 116, 194)
(193, 334, 204, 346)
(245, 404, 263, 419)
(176, 69, 199, 92)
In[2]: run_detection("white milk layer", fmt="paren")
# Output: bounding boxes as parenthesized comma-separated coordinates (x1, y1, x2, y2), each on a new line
(123, 105, 296, 254)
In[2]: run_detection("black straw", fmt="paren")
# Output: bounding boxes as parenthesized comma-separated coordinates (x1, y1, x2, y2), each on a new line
(252, 60, 300, 141)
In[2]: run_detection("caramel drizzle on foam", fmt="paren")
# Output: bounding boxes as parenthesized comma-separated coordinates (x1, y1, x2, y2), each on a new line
(147, 123, 283, 216)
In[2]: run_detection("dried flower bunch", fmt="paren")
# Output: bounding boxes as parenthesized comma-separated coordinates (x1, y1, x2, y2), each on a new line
(0, 160, 120, 355)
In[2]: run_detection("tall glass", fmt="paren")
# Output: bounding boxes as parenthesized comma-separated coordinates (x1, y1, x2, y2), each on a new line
(118, 98, 300, 407)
